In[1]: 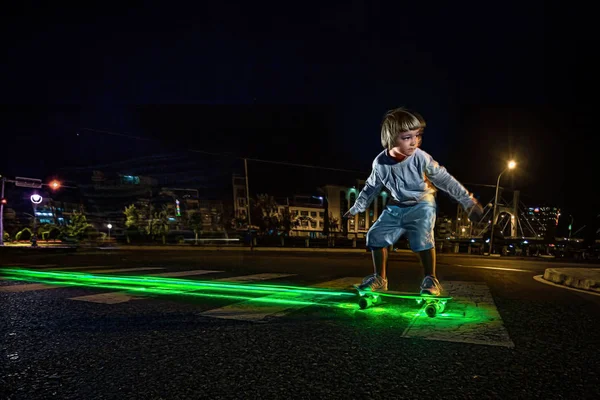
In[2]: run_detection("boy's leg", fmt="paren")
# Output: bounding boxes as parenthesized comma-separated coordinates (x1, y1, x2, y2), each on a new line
(403, 203, 442, 295)
(357, 207, 403, 291)
(372, 247, 389, 280)
(417, 248, 436, 277)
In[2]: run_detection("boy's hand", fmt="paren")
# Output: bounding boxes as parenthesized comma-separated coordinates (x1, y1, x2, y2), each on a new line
(466, 201, 484, 223)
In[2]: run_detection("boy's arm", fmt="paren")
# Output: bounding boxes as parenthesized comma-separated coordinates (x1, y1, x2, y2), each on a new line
(346, 168, 383, 216)
(423, 153, 477, 210)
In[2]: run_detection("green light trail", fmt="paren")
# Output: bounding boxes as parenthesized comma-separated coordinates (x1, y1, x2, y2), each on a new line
(0, 268, 355, 297)
(3, 275, 356, 308)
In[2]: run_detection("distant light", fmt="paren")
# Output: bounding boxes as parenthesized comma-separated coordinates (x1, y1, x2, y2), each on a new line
(107, 224, 112, 229)
(471, 239, 475, 243)
(30, 194, 43, 204)
(49, 180, 61, 190)
(508, 160, 516, 169)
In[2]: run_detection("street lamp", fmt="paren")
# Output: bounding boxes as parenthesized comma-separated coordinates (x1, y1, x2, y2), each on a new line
(107, 223, 112, 240)
(489, 160, 516, 255)
(30, 194, 43, 247)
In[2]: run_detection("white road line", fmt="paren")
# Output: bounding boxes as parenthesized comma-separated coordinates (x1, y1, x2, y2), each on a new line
(453, 264, 532, 273)
(200, 277, 360, 322)
(401, 281, 515, 348)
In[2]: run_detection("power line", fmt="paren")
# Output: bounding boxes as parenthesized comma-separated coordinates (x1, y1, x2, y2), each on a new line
(81, 128, 369, 175)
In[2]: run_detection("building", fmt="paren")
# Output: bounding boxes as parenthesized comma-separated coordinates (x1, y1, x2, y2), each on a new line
(232, 175, 391, 238)
(321, 182, 390, 237)
(521, 205, 560, 239)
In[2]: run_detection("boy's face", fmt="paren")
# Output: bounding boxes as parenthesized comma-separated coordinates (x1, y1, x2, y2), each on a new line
(392, 129, 422, 156)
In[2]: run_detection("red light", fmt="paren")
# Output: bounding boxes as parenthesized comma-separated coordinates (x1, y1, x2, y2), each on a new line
(49, 180, 61, 190)
(1, 198, 6, 205)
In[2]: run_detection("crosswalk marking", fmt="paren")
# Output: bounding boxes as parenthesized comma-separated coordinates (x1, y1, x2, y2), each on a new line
(0, 283, 55, 293)
(68, 272, 294, 304)
(199, 277, 360, 322)
(153, 270, 222, 278)
(85, 267, 165, 273)
(69, 269, 223, 304)
(216, 273, 294, 282)
(37, 266, 118, 271)
(401, 281, 515, 348)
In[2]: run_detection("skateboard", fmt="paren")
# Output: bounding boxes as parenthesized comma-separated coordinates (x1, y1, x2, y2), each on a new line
(354, 286, 452, 318)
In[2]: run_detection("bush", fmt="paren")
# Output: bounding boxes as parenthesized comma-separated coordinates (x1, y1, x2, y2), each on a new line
(15, 228, 32, 241)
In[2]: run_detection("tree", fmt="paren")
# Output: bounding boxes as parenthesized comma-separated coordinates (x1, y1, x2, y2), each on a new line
(278, 208, 294, 236)
(322, 197, 330, 238)
(329, 214, 340, 233)
(144, 206, 169, 244)
(188, 210, 204, 245)
(61, 212, 91, 240)
(124, 204, 143, 243)
(250, 194, 280, 234)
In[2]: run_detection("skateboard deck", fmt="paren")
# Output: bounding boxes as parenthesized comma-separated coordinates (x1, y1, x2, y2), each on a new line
(353, 286, 452, 317)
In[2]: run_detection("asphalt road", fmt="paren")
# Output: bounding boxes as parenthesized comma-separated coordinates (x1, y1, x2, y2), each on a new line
(1, 249, 599, 399)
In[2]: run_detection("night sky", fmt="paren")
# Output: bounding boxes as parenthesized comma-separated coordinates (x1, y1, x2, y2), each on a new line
(1, 2, 598, 237)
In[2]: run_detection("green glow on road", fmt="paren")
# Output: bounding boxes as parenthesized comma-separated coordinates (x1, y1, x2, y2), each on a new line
(373, 292, 452, 301)
(0, 268, 355, 298)
(2, 275, 349, 308)
(0, 268, 489, 324)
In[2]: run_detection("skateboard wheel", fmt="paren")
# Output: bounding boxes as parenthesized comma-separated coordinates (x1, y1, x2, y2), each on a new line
(425, 304, 437, 318)
(359, 297, 370, 309)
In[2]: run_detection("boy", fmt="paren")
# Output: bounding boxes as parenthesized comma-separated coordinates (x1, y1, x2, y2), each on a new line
(343, 107, 483, 296)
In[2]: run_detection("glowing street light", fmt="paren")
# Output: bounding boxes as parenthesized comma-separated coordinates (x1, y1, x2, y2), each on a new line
(107, 223, 113, 240)
(30, 194, 43, 204)
(489, 161, 517, 255)
(49, 180, 61, 190)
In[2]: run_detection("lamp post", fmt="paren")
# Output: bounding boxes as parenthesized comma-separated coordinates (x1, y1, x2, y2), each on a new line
(30, 194, 43, 247)
(107, 223, 112, 240)
(489, 160, 516, 255)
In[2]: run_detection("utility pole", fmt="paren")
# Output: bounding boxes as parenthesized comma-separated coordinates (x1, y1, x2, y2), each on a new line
(244, 158, 251, 227)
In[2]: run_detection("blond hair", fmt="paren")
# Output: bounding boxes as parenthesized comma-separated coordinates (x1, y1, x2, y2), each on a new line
(380, 107, 426, 150)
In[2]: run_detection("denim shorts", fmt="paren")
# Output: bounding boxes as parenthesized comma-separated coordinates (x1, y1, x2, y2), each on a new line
(366, 202, 436, 252)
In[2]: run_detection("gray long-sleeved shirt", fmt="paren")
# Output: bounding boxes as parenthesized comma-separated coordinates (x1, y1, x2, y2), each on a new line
(349, 148, 475, 215)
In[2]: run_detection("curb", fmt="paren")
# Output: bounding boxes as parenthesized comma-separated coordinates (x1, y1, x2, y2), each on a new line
(542, 268, 600, 293)
(533, 275, 600, 297)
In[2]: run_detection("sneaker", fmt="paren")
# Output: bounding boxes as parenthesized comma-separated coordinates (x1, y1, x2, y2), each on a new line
(355, 274, 388, 292)
(420, 275, 443, 296)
